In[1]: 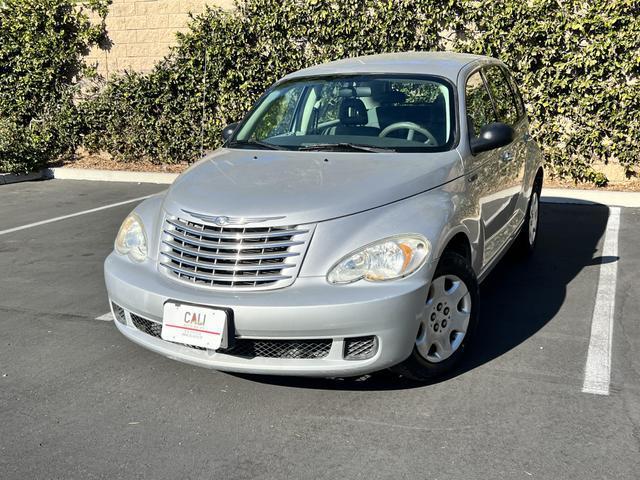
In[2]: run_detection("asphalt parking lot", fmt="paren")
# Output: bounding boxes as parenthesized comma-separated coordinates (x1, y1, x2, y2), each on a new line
(1, 179, 640, 479)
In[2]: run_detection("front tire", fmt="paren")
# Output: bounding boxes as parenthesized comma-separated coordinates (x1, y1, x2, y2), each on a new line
(391, 251, 480, 381)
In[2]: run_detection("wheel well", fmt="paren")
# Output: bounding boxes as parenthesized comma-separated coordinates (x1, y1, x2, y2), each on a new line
(441, 232, 472, 263)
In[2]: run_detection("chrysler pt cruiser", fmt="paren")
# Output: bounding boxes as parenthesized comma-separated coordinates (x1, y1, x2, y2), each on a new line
(105, 52, 543, 380)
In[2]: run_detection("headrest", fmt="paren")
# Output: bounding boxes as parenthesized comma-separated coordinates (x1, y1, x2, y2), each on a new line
(377, 90, 407, 105)
(338, 86, 372, 97)
(339, 98, 368, 125)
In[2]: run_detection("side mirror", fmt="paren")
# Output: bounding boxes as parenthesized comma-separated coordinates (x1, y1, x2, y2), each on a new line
(221, 122, 239, 142)
(469, 122, 514, 155)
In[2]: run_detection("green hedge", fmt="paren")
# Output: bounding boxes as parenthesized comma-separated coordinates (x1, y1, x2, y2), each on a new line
(4, 0, 640, 182)
(458, 0, 640, 184)
(0, 0, 109, 174)
(81, 0, 458, 164)
(82, 0, 640, 183)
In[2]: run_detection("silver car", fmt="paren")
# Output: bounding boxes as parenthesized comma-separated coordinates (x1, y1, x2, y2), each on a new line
(105, 52, 543, 380)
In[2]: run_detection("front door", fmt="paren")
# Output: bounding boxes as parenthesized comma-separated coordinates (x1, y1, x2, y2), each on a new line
(482, 65, 527, 232)
(464, 69, 511, 266)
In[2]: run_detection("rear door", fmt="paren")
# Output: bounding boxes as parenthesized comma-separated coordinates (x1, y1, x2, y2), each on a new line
(482, 65, 527, 229)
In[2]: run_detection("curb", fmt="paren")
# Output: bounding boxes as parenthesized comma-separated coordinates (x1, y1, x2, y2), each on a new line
(540, 188, 640, 208)
(46, 167, 178, 184)
(0, 170, 46, 185)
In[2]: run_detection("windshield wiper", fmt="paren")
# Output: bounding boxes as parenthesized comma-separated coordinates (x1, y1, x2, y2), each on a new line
(228, 139, 286, 150)
(298, 143, 396, 153)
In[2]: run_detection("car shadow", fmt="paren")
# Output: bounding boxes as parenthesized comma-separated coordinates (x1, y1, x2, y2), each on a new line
(229, 203, 613, 391)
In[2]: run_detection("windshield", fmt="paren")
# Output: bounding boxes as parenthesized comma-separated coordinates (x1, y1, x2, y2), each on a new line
(230, 75, 455, 152)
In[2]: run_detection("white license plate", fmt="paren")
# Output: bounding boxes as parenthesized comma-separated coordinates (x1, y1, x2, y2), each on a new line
(161, 302, 227, 350)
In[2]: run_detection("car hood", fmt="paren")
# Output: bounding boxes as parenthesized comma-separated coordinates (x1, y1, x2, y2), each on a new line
(162, 148, 463, 226)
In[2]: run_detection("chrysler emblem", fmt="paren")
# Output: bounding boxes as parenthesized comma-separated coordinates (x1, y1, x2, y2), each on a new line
(182, 210, 285, 226)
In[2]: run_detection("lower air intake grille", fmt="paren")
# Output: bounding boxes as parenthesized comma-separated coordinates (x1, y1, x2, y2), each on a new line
(128, 312, 332, 359)
(221, 339, 332, 359)
(130, 313, 162, 337)
(111, 302, 126, 324)
(344, 336, 378, 360)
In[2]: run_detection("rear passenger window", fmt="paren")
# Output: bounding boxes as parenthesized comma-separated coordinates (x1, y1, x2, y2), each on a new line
(483, 66, 519, 126)
(465, 71, 496, 137)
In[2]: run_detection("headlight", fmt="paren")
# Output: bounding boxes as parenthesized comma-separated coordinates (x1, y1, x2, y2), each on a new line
(327, 234, 431, 284)
(115, 213, 148, 262)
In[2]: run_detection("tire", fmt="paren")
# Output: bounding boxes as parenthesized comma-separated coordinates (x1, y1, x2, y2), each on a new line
(391, 251, 480, 381)
(515, 178, 542, 255)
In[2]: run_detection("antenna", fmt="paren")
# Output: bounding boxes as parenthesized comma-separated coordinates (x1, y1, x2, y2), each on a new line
(199, 46, 208, 158)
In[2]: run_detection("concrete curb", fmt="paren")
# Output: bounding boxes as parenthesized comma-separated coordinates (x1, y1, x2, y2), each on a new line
(540, 187, 640, 208)
(46, 167, 178, 184)
(0, 170, 46, 185)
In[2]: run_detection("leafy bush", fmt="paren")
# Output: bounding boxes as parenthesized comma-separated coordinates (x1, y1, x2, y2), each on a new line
(4, 0, 638, 182)
(457, 0, 640, 181)
(82, 0, 460, 164)
(82, 0, 640, 182)
(0, 0, 109, 174)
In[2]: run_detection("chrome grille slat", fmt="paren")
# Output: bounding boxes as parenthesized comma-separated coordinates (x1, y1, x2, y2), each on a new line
(162, 229, 303, 250)
(161, 263, 292, 283)
(162, 251, 292, 271)
(160, 215, 313, 290)
(166, 218, 308, 240)
(162, 239, 300, 261)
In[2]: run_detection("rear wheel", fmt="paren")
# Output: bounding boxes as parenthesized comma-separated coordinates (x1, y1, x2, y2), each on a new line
(392, 251, 479, 381)
(515, 179, 542, 255)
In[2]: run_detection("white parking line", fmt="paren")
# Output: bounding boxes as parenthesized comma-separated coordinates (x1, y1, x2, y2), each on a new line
(582, 207, 621, 396)
(95, 313, 113, 321)
(0, 195, 154, 236)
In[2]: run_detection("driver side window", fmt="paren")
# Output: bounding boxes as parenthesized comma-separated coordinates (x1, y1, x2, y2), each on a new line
(465, 71, 496, 137)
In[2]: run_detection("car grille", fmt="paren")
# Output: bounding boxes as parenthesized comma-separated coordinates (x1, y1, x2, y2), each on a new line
(111, 302, 127, 324)
(128, 313, 331, 359)
(159, 215, 313, 290)
(221, 339, 331, 359)
(130, 313, 162, 337)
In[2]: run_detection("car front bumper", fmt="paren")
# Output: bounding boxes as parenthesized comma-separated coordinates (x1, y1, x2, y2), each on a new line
(104, 253, 431, 377)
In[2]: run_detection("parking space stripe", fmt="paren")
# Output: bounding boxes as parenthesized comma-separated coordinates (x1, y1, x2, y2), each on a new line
(582, 207, 621, 396)
(95, 313, 113, 321)
(0, 195, 154, 236)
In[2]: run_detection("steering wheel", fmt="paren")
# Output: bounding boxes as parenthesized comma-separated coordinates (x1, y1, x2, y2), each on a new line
(379, 121, 438, 145)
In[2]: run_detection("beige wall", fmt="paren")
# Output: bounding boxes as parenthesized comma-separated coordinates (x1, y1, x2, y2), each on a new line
(86, 0, 234, 74)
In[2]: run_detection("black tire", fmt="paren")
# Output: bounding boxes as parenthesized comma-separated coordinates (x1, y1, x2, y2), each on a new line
(515, 178, 542, 255)
(391, 251, 480, 381)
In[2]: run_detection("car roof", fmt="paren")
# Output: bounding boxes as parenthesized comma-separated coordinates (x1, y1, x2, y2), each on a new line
(281, 51, 496, 84)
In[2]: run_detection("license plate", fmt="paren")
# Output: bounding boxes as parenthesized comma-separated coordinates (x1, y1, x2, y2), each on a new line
(161, 302, 227, 350)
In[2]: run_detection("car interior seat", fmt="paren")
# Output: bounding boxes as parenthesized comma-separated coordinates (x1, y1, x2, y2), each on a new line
(328, 98, 380, 136)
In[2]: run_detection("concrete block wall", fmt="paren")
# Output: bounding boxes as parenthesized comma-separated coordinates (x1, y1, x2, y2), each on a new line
(86, 0, 234, 74)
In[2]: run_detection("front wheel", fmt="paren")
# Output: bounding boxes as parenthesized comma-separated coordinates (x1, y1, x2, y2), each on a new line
(391, 251, 480, 381)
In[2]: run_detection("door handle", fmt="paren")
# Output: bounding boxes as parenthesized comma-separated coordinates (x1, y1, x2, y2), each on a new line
(501, 151, 514, 162)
